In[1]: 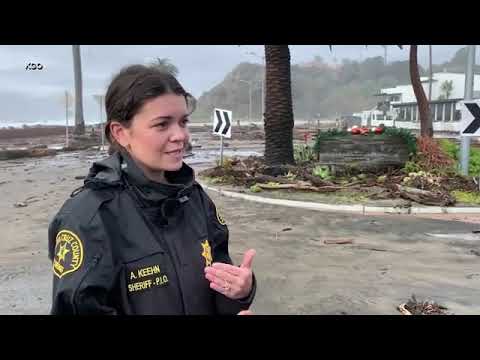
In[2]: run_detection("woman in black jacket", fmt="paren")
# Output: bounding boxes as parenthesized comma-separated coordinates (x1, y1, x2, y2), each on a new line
(48, 64, 256, 315)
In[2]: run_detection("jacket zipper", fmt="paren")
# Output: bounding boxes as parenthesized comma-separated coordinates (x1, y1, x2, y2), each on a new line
(72, 253, 102, 315)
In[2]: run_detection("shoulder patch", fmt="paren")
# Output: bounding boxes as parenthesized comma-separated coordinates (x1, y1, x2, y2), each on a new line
(215, 206, 227, 226)
(53, 230, 84, 278)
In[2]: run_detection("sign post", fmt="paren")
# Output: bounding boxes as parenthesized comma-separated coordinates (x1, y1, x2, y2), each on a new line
(460, 45, 476, 175)
(212, 108, 232, 166)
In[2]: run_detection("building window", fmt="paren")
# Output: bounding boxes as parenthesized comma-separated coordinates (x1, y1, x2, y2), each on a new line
(454, 110, 461, 121)
(406, 106, 412, 121)
(435, 104, 444, 122)
(444, 103, 452, 122)
(399, 107, 406, 121)
(377, 114, 385, 121)
(429, 104, 435, 122)
(412, 106, 417, 122)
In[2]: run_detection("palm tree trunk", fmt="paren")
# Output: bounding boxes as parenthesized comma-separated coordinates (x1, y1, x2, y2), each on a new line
(72, 45, 85, 135)
(409, 45, 432, 137)
(428, 45, 433, 102)
(263, 45, 294, 166)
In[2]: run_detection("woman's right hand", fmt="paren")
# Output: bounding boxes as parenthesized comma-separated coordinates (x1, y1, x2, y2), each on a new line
(238, 310, 253, 315)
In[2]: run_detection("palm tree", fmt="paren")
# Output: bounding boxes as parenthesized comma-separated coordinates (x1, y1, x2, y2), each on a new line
(439, 80, 454, 99)
(263, 45, 295, 166)
(150, 57, 179, 77)
(409, 45, 433, 137)
(72, 45, 85, 135)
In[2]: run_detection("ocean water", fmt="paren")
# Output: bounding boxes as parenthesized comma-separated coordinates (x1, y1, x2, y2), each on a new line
(0, 119, 103, 129)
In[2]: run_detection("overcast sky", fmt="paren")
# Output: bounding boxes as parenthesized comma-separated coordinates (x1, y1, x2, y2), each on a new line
(0, 45, 473, 126)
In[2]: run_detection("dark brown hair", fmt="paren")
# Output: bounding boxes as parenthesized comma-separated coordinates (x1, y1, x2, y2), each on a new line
(104, 64, 196, 154)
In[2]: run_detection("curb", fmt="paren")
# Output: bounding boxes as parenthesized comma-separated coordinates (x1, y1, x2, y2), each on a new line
(198, 182, 480, 215)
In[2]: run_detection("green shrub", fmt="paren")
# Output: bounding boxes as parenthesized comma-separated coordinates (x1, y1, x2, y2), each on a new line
(294, 144, 316, 163)
(403, 160, 421, 174)
(249, 184, 262, 193)
(452, 190, 480, 204)
(313, 127, 417, 156)
(312, 165, 332, 180)
(382, 127, 417, 156)
(437, 139, 480, 176)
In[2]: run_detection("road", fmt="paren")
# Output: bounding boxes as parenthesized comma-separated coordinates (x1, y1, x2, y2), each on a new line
(0, 150, 479, 314)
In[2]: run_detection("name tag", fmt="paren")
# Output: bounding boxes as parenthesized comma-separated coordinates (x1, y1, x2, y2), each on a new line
(127, 264, 169, 293)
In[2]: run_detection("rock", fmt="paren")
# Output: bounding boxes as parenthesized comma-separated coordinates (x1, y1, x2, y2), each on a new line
(377, 175, 387, 183)
(31, 144, 48, 149)
(0, 148, 56, 161)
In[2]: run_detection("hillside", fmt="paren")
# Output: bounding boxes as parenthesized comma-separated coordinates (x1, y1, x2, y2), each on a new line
(193, 46, 475, 122)
(193, 55, 424, 121)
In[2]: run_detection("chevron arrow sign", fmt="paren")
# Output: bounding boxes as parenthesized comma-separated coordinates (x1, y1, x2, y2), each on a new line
(213, 108, 232, 138)
(461, 101, 480, 136)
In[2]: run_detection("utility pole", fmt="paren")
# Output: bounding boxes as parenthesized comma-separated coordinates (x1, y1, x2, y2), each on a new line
(239, 79, 252, 123)
(94, 94, 105, 150)
(65, 91, 70, 148)
(460, 45, 476, 175)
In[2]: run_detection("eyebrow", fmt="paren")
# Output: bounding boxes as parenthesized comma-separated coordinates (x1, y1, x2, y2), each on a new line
(150, 114, 189, 122)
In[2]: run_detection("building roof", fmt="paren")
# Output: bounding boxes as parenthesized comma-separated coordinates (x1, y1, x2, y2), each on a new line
(391, 98, 463, 106)
(373, 92, 402, 96)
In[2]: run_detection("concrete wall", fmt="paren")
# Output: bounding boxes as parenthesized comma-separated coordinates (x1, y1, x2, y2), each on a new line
(316, 136, 410, 171)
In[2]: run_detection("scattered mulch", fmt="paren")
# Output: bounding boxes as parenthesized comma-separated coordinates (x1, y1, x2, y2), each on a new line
(198, 155, 478, 206)
(398, 295, 450, 315)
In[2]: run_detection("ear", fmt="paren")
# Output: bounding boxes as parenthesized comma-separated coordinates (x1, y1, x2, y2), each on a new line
(109, 121, 131, 148)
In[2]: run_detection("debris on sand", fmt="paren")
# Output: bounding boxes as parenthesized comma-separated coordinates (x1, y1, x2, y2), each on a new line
(324, 239, 354, 245)
(198, 156, 472, 206)
(398, 294, 450, 315)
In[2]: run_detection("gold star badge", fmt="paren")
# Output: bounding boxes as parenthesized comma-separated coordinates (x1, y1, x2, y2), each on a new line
(56, 242, 70, 262)
(201, 240, 212, 267)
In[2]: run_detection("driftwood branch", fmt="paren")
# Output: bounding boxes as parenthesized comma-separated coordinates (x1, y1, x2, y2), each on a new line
(256, 182, 342, 192)
(395, 184, 455, 206)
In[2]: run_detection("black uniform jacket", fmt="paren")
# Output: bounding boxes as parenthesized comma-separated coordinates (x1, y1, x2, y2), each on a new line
(48, 151, 256, 315)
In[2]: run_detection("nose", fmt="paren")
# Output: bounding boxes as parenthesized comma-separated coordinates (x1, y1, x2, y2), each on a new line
(169, 122, 189, 143)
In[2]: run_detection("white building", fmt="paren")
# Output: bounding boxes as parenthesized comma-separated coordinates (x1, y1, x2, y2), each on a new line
(358, 72, 480, 134)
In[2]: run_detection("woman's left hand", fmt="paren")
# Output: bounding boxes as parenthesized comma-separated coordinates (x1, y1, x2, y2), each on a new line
(205, 249, 255, 300)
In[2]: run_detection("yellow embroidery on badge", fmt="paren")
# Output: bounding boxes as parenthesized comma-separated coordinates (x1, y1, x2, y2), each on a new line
(201, 240, 212, 267)
(215, 206, 226, 226)
(53, 230, 84, 278)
